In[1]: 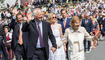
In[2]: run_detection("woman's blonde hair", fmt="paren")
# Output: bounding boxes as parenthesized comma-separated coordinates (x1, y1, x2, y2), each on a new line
(70, 16, 81, 27)
(47, 13, 57, 24)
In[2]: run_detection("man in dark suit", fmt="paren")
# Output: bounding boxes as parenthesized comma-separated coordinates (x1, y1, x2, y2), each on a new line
(22, 8, 57, 60)
(8, 13, 28, 60)
(58, 9, 71, 34)
(81, 13, 93, 53)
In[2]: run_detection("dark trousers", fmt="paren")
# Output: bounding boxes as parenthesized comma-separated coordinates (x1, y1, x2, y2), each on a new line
(29, 48, 46, 60)
(15, 44, 27, 60)
(6, 45, 14, 60)
(0, 40, 8, 60)
(102, 27, 105, 36)
(84, 39, 91, 51)
(0, 51, 5, 60)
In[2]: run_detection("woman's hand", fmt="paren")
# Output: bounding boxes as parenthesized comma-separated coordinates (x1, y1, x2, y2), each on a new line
(64, 44, 66, 52)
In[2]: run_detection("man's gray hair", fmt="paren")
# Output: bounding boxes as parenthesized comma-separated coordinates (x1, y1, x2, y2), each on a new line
(33, 8, 42, 16)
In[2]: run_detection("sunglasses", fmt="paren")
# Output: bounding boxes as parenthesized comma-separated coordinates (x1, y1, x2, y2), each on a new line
(52, 17, 57, 18)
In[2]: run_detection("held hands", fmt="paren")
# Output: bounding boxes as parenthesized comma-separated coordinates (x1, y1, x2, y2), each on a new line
(51, 47, 56, 53)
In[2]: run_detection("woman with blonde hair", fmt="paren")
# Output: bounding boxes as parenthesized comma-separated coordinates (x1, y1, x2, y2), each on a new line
(47, 13, 66, 60)
(60, 16, 100, 60)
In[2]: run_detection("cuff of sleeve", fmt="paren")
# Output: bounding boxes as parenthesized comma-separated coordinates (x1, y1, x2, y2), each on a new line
(57, 41, 63, 48)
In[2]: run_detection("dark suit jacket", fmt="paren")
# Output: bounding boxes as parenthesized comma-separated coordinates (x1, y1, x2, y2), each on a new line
(81, 19, 93, 33)
(58, 18, 71, 34)
(22, 19, 57, 59)
(8, 19, 28, 51)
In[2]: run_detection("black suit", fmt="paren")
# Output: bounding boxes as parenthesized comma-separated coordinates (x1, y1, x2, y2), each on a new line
(22, 19, 57, 60)
(8, 19, 28, 60)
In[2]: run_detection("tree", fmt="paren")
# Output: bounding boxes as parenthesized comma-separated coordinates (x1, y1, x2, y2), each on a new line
(0, 0, 5, 10)
(0, 0, 5, 3)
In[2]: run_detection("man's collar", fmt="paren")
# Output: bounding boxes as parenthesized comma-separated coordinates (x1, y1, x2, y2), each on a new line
(63, 17, 67, 21)
(35, 20, 42, 24)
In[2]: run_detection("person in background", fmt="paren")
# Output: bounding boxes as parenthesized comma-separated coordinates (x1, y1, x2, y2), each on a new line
(90, 14, 99, 48)
(58, 9, 71, 34)
(0, 22, 8, 60)
(81, 13, 93, 53)
(101, 14, 105, 37)
(4, 26, 14, 60)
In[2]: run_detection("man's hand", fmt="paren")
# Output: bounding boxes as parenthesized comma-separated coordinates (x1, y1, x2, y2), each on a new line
(64, 44, 66, 52)
(51, 47, 56, 53)
(27, 12, 32, 22)
(13, 8, 19, 15)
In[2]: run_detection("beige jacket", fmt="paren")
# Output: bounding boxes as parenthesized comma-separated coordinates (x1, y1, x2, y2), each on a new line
(58, 26, 93, 49)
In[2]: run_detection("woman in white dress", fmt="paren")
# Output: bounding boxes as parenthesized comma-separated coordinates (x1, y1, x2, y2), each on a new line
(59, 16, 100, 60)
(47, 13, 66, 60)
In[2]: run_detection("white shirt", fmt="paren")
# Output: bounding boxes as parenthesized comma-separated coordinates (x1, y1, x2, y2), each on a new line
(6, 32, 12, 43)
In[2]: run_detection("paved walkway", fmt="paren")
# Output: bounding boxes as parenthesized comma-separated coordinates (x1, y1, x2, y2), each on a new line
(85, 40, 105, 60)
(13, 40, 105, 60)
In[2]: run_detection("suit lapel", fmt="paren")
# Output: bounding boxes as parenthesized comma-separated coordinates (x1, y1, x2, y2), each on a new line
(31, 20, 38, 34)
(15, 23, 19, 39)
(42, 21, 45, 39)
(66, 18, 69, 27)
(62, 18, 65, 28)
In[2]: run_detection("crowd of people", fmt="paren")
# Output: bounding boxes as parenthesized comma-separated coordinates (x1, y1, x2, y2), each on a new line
(0, 0, 104, 60)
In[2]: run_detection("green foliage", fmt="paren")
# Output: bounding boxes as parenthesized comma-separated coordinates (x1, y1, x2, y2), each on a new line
(0, 0, 5, 3)
(0, 0, 5, 10)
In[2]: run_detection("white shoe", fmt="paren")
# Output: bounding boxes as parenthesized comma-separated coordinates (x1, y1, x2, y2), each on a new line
(100, 36, 105, 41)
(86, 48, 91, 53)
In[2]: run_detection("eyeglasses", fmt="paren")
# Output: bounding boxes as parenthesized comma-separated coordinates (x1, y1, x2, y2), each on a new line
(52, 17, 56, 19)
